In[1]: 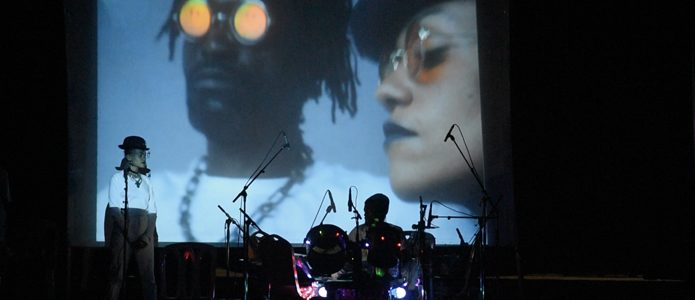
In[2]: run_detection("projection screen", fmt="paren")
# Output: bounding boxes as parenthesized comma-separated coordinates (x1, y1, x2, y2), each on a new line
(67, 0, 512, 247)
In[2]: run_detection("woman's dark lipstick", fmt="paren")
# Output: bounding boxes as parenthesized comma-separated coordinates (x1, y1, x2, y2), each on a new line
(383, 121, 417, 147)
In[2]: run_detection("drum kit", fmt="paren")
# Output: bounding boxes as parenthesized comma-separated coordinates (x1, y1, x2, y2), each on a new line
(239, 189, 445, 300)
(216, 134, 489, 299)
(221, 125, 495, 299)
(262, 222, 431, 300)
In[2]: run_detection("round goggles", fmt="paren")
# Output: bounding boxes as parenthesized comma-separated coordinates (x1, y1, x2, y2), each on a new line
(379, 25, 432, 83)
(176, 0, 271, 45)
(379, 23, 473, 84)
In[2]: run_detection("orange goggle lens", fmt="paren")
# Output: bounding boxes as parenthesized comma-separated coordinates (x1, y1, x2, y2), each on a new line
(233, 2, 269, 44)
(179, 0, 211, 38)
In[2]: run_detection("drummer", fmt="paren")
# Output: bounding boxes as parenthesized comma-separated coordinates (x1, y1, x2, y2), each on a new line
(333, 193, 405, 280)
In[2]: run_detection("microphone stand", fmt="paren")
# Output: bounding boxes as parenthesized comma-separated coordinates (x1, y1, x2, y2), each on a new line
(120, 162, 130, 300)
(430, 214, 491, 299)
(239, 208, 267, 236)
(232, 142, 289, 300)
(218, 205, 242, 299)
(318, 191, 333, 226)
(410, 197, 435, 300)
(445, 126, 494, 300)
(347, 195, 362, 298)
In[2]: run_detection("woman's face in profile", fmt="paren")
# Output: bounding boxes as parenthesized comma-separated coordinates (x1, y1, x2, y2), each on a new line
(376, 1, 483, 204)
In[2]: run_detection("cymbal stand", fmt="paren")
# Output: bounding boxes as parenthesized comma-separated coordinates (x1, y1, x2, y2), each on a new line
(347, 187, 362, 299)
(231, 135, 289, 300)
(410, 196, 436, 300)
(239, 208, 267, 236)
(430, 205, 501, 299)
(454, 209, 495, 299)
(218, 205, 242, 299)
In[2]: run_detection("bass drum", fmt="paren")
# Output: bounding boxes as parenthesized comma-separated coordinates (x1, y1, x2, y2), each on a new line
(401, 231, 435, 300)
(399, 259, 426, 299)
(247, 230, 268, 265)
(304, 224, 348, 277)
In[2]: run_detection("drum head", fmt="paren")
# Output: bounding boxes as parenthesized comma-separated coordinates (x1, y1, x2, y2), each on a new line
(304, 224, 347, 275)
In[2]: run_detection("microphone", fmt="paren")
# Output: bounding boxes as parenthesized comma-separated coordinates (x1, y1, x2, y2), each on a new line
(139, 162, 151, 176)
(348, 188, 353, 212)
(427, 202, 434, 228)
(282, 131, 290, 149)
(328, 190, 336, 213)
(116, 158, 130, 171)
(117, 158, 151, 175)
(444, 123, 456, 142)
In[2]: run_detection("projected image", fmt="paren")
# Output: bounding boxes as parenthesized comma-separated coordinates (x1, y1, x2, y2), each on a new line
(354, 0, 484, 211)
(93, 0, 494, 245)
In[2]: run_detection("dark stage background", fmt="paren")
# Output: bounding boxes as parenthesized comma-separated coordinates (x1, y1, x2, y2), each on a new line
(1, 1, 693, 299)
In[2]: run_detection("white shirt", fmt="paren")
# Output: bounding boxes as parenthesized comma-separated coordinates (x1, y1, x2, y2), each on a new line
(107, 171, 156, 213)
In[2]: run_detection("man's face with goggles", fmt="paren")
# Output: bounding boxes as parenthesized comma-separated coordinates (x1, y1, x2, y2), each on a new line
(175, 0, 300, 139)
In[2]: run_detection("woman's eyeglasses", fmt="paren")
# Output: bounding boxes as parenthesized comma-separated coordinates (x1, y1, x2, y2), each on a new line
(129, 150, 150, 160)
(175, 0, 271, 45)
(379, 23, 473, 84)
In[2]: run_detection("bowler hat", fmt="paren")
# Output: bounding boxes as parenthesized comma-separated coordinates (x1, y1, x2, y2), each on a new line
(118, 136, 149, 150)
